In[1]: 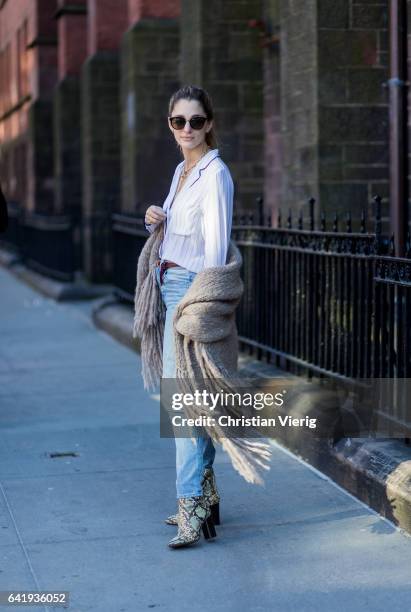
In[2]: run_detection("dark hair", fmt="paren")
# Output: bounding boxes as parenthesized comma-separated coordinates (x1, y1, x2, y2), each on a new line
(168, 85, 218, 150)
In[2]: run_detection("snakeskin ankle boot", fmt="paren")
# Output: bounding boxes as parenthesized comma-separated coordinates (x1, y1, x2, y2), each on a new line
(203, 467, 221, 525)
(165, 467, 221, 526)
(168, 495, 217, 549)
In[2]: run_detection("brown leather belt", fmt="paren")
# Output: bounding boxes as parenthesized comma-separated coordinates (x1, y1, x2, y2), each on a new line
(155, 258, 180, 285)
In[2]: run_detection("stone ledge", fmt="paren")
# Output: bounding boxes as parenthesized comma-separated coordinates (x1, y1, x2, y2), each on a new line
(0, 246, 114, 302)
(92, 297, 411, 536)
(92, 296, 141, 353)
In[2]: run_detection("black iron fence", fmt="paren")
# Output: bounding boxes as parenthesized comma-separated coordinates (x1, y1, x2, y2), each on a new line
(21, 212, 75, 281)
(3, 199, 409, 436)
(111, 213, 147, 301)
(232, 196, 411, 438)
(1, 200, 20, 250)
(0, 205, 76, 281)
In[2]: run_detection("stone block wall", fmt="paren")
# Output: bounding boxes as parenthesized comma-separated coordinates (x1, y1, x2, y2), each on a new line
(81, 51, 121, 281)
(180, 0, 265, 216)
(278, 0, 389, 227)
(27, 99, 55, 213)
(263, 0, 282, 223)
(318, 0, 389, 225)
(53, 76, 82, 216)
(407, 0, 411, 233)
(279, 0, 319, 220)
(120, 18, 180, 215)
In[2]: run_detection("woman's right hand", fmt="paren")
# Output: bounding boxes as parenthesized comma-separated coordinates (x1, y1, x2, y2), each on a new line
(145, 205, 166, 226)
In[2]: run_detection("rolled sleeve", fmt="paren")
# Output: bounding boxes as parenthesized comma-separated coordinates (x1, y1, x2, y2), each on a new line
(201, 168, 233, 268)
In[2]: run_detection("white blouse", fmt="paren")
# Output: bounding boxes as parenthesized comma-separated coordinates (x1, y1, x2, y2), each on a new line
(145, 148, 234, 272)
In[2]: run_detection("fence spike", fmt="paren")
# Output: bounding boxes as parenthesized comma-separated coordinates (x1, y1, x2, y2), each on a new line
(389, 233, 395, 256)
(278, 208, 282, 228)
(298, 209, 303, 230)
(249, 212, 254, 225)
(372, 195, 383, 254)
(287, 208, 292, 229)
(406, 228, 411, 258)
(373, 194, 382, 235)
(360, 208, 366, 233)
(257, 195, 264, 225)
(320, 211, 326, 232)
(346, 211, 352, 233)
(309, 197, 315, 231)
(333, 211, 338, 232)
(267, 212, 272, 227)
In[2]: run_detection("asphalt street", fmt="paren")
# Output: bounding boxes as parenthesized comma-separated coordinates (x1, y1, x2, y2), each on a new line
(1, 265, 411, 612)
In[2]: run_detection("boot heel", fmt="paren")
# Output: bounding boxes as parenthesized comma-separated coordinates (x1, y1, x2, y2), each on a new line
(202, 516, 217, 540)
(211, 502, 220, 525)
(201, 520, 210, 540)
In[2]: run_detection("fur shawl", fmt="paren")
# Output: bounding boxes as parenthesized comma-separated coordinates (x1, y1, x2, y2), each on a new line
(133, 222, 271, 484)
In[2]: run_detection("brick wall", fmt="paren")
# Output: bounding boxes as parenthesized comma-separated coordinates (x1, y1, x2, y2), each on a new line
(57, 1, 87, 79)
(127, 0, 180, 24)
(0, 0, 35, 202)
(88, 0, 128, 54)
(0, 0, 58, 211)
(54, 2, 87, 225)
(32, 0, 58, 100)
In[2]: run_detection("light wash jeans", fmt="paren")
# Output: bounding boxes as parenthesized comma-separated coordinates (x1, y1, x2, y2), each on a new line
(155, 263, 216, 498)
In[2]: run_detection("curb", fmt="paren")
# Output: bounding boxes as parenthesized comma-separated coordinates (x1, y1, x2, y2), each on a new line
(92, 296, 141, 353)
(0, 246, 115, 302)
(93, 298, 411, 535)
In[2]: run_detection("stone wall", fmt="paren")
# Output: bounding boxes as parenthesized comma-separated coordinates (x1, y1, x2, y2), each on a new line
(53, 76, 82, 216)
(279, 0, 319, 220)
(27, 99, 55, 213)
(81, 52, 121, 281)
(120, 18, 180, 215)
(318, 0, 389, 226)
(263, 0, 282, 223)
(180, 0, 265, 216)
(278, 0, 389, 227)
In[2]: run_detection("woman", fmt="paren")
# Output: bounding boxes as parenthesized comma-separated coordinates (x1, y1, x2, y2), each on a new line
(144, 85, 234, 549)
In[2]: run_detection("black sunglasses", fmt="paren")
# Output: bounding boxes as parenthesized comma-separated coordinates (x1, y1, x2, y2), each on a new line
(168, 115, 208, 130)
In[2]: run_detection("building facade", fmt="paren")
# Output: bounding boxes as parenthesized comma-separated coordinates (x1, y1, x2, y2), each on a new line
(0, 0, 399, 282)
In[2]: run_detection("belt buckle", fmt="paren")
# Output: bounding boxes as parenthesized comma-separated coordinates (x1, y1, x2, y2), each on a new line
(159, 260, 167, 285)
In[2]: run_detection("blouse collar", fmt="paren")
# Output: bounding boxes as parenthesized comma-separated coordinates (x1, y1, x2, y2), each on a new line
(178, 148, 220, 190)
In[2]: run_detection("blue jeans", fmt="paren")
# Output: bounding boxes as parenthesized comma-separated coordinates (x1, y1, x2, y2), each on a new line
(155, 264, 216, 498)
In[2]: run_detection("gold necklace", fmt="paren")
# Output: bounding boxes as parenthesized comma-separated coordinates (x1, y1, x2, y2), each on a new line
(181, 145, 211, 181)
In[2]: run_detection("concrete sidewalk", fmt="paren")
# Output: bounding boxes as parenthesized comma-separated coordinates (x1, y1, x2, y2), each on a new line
(1, 265, 411, 612)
